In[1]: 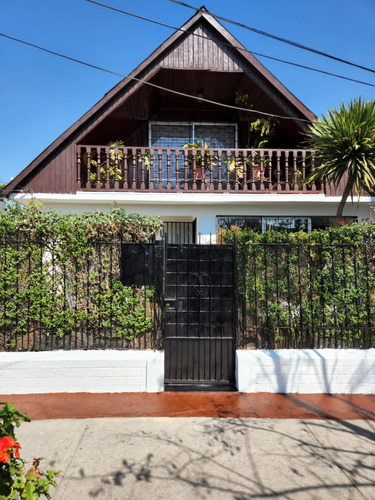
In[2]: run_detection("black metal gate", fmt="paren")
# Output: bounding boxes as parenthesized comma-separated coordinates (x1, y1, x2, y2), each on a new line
(163, 243, 237, 391)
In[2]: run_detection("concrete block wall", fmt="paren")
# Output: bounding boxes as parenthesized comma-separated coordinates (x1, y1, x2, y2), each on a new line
(236, 349, 375, 394)
(0, 351, 164, 394)
(1, 349, 375, 394)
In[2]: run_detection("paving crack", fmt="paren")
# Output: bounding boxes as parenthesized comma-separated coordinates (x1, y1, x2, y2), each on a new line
(302, 419, 367, 499)
(54, 422, 90, 499)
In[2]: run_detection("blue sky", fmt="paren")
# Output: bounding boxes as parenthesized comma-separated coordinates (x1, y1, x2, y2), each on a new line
(1, 0, 374, 184)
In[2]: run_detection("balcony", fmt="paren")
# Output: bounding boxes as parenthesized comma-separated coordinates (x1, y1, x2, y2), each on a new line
(76, 145, 321, 193)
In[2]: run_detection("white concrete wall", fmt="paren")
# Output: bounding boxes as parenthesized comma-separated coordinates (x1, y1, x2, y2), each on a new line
(0, 351, 164, 394)
(1, 349, 375, 395)
(236, 349, 375, 394)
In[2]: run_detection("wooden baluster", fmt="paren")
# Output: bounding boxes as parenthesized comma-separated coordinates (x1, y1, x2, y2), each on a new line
(85, 148, 91, 189)
(192, 150, 197, 190)
(148, 149, 153, 190)
(114, 147, 119, 189)
(76, 149, 81, 189)
(293, 151, 298, 191)
(200, 149, 206, 191)
(242, 150, 248, 191)
(166, 150, 171, 190)
(259, 151, 265, 191)
(276, 151, 281, 191)
(123, 149, 129, 190)
(95, 148, 101, 189)
(140, 148, 146, 190)
(175, 150, 180, 190)
(302, 151, 306, 191)
(183, 150, 188, 190)
(267, 151, 273, 191)
(131, 150, 136, 189)
(217, 151, 222, 191)
(310, 151, 317, 191)
(158, 152, 163, 190)
(105, 147, 110, 189)
(251, 152, 256, 191)
(225, 151, 231, 191)
(285, 151, 290, 191)
(234, 151, 239, 191)
(207, 150, 213, 191)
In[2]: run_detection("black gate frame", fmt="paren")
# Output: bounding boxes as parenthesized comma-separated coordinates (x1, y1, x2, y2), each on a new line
(162, 241, 237, 391)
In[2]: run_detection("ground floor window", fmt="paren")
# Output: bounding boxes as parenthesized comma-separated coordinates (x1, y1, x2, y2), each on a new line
(216, 215, 358, 234)
(162, 221, 196, 244)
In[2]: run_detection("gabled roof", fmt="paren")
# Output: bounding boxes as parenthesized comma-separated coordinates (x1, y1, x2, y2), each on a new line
(5, 6, 316, 196)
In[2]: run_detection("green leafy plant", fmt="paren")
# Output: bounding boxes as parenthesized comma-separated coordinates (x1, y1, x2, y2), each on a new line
(0, 203, 163, 350)
(219, 221, 375, 349)
(88, 140, 125, 188)
(226, 93, 279, 184)
(305, 97, 375, 218)
(137, 149, 152, 170)
(0, 402, 60, 499)
(183, 140, 213, 171)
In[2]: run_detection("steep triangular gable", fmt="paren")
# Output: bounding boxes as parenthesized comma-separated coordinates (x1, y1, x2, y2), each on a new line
(5, 7, 316, 196)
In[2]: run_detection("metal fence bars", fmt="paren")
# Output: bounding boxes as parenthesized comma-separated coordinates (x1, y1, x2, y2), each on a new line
(236, 237, 375, 349)
(0, 234, 163, 351)
(1, 234, 375, 352)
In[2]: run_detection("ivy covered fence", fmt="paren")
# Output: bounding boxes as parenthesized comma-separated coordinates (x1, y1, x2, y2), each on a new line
(220, 222, 375, 349)
(0, 203, 163, 351)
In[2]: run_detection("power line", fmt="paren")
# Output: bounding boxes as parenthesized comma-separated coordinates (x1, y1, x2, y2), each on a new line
(169, 0, 375, 76)
(85, 0, 375, 89)
(0, 32, 311, 122)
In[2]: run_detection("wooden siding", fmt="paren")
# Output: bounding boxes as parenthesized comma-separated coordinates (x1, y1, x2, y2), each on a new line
(160, 24, 243, 71)
(20, 144, 76, 194)
(4, 11, 318, 197)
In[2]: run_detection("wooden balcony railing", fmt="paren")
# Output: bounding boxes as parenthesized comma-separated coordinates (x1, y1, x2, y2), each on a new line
(76, 145, 321, 193)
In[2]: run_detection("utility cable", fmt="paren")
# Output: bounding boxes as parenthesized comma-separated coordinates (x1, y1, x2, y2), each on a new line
(169, 0, 375, 75)
(85, 0, 375, 89)
(0, 32, 311, 122)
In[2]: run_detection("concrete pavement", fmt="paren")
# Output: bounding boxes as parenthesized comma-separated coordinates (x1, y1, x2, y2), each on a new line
(16, 416, 375, 499)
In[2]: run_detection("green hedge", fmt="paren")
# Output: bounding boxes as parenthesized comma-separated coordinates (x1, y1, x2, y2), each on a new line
(0, 203, 163, 350)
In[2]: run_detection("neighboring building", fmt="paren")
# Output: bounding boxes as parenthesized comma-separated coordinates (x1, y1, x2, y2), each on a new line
(4, 7, 371, 242)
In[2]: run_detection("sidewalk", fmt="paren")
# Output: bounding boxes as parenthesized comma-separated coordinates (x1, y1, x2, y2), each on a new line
(3, 393, 375, 499)
(15, 414, 375, 499)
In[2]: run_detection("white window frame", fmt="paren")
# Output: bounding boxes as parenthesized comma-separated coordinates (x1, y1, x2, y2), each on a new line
(148, 121, 238, 148)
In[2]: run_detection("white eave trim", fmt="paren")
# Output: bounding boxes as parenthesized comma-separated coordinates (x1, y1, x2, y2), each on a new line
(11, 191, 373, 206)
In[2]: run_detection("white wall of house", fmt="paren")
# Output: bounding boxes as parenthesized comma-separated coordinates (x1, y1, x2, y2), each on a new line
(11, 192, 373, 242)
(0, 349, 374, 395)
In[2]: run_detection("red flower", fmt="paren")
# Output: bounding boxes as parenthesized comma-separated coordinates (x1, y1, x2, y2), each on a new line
(0, 447, 9, 463)
(337, 220, 346, 225)
(0, 435, 21, 463)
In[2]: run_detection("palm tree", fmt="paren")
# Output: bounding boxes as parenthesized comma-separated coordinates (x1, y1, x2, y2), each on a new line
(306, 97, 375, 219)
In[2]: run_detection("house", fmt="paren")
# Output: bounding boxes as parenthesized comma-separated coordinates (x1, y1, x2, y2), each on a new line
(4, 7, 372, 242)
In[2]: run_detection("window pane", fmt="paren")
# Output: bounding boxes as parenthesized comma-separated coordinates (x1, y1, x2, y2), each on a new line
(217, 216, 262, 231)
(150, 124, 191, 147)
(194, 125, 235, 148)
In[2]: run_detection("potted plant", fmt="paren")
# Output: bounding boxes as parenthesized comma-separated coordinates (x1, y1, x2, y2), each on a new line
(182, 139, 218, 189)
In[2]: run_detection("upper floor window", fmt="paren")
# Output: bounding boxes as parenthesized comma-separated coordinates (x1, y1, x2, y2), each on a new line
(149, 122, 237, 148)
